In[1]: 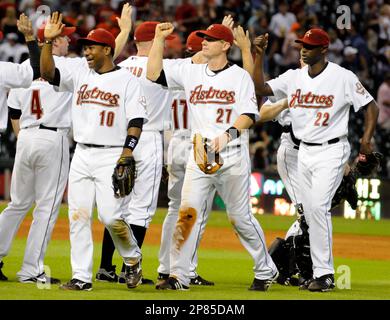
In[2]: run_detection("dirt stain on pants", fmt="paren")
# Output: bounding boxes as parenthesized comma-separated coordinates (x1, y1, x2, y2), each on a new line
(173, 207, 197, 251)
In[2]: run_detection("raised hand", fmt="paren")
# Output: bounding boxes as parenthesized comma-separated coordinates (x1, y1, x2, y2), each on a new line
(44, 12, 65, 40)
(233, 25, 251, 51)
(155, 22, 174, 40)
(222, 14, 234, 31)
(17, 13, 33, 39)
(116, 3, 133, 32)
(254, 33, 269, 55)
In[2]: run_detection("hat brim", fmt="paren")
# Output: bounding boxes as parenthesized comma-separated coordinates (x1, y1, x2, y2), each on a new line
(77, 38, 114, 49)
(196, 30, 220, 41)
(61, 26, 76, 37)
(295, 39, 327, 47)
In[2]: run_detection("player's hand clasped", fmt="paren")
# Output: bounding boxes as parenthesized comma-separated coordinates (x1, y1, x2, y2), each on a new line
(112, 156, 137, 198)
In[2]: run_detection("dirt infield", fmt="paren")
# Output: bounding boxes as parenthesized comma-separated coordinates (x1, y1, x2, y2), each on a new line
(16, 217, 390, 261)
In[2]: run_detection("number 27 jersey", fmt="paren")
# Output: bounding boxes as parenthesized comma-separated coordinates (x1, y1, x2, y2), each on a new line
(163, 61, 259, 143)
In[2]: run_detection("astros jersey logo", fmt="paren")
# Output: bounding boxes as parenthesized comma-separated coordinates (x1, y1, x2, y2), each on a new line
(289, 89, 334, 108)
(76, 84, 120, 107)
(189, 85, 235, 105)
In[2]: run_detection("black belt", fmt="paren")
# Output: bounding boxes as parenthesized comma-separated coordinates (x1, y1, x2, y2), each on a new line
(282, 125, 301, 149)
(39, 124, 57, 132)
(81, 143, 120, 148)
(302, 137, 340, 146)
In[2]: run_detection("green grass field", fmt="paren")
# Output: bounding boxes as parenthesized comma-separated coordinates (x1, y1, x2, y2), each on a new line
(0, 205, 389, 300)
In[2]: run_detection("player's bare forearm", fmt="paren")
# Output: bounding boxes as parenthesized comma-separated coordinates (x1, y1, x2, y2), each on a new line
(40, 12, 64, 81)
(233, 114, 255, 130)
(242, 47, 254, 79)
(146, 37, 165, 81)
(40, 43, 55, 81)
(254, 53, 272, 96)
(259, 98, 288, 122)
(253, 34, 273, 96)
(113, 4, 133, 61)
(233, 26, 254, 78)
(147, 23, 175, 81)
(11, 119, 20, 137)
(114, 29, 130, 61)
(360, 100, 379, 154)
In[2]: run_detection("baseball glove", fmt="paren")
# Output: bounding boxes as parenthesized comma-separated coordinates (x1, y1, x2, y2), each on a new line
(354, 152, 383, 177)
(331, 171, 358, 210)
(193, 133, 224, 174)
(112, 156, 136, 198)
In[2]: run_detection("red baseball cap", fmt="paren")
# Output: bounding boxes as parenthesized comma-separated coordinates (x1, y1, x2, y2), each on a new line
(295, 28, 330, 46)
(78, 28, 116, 50)
(186, 30, 203, 52)
(134, 21, 175, 42)
(37, 23, 76, 42)
(196, 24, 234, 45)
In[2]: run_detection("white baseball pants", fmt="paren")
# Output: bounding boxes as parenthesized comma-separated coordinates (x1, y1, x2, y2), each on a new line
(298, 138, 350, 278)
(169, 145, 277, 286)
(126, 131, 163, 228)
(158, 133, 215, 278)
(68, 144, 141, 283)
(0, 127, 69, 280)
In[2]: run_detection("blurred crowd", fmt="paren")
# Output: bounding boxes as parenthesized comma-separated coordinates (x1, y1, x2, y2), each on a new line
(0, 0, 389, 177)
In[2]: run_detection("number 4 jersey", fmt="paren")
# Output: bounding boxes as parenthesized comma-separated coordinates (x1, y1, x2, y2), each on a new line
(267, 61, 374, 143)
(7, 57, 72, 130)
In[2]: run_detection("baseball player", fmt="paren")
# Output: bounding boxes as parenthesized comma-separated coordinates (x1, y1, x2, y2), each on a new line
(0, 14, 40, 282)
(0, 17, 76, 284)
(95, 20, 175, 284)
(40, 12, 148, 291)
(157, 30, 215, 287)
(255, 28, 378, 291)
(147, 23, 278, 291)
(158, 24, 256, 287)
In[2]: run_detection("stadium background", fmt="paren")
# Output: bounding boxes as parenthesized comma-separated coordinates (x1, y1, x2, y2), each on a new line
(0, 0, 389, 220)
(0, 0, 389, 302)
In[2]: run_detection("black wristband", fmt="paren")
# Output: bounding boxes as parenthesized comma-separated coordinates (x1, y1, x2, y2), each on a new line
(124, 135, 139, 151)
(225, 126, 240, 141)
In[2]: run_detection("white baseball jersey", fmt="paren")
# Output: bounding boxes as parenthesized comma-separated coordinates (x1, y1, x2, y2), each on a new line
(119, 56, 171, 131)
(166, 58, 192, 136)
(267, 62, 374, 143)
(0, 61, 33, 131)
(7, 58, 72, 129)
(55, 57, 148, 145)
(163, 62, 259, 146)
(170, 88, 191, 133)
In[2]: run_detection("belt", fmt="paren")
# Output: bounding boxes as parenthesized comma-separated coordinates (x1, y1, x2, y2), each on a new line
(282, 125, 301, 149)
(302, 137, 340, 146)
(81, 143, 121, 148)
(39, 124, 57, 132)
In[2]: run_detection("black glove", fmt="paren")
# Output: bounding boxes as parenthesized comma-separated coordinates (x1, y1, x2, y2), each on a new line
(112, 156, 136, 198)
(331, 171, 358, 210)
(355, 152, 383, 177)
